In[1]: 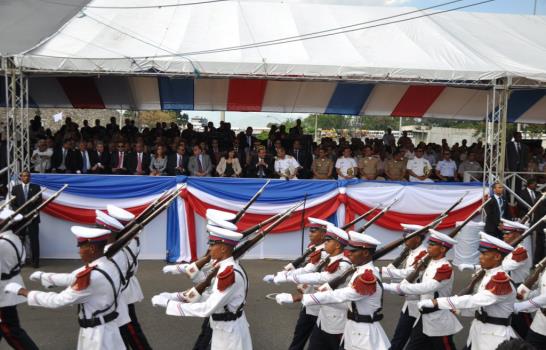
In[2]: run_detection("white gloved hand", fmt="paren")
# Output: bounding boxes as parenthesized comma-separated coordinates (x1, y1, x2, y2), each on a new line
(514, 300, 535, 313)
(151, 295, 170, 308)
(382, 283, 400, 294)
(4, 282, 23, 295)
(29, 271, 44, 282)
(517, 284, 531, 300)
(283, 263, 295, 271)
(273, 272, 289, 285)
(183, 287, 201, 303)
(317, 283, 332, 292)
(275, 293, 294, 305)
(417, 299, 434, 311)
(163, 265, 184, 275)
(263, 274, 275, 284)
(457, 263, 475, 272)
(184, 262, 200, 279)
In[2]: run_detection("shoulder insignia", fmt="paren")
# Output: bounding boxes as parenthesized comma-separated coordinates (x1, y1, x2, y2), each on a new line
(325, 260, 340, 273)
(217, 265, 235, 292)
(308, 250, 322, 264)
(412, 250, 428, 266)
(352, 269, 377, 295)
(485, 272, 513, 296)
(72, 266, 94, 291)
(433, 264, 453, 282)
(511, 247, 528, 262)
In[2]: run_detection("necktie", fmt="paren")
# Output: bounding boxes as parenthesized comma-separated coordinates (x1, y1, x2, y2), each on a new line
(296, 150, 299, 161)
(197, 156, 203, 173)
(515, 142, 520, 154)
(137, 153, 142, 174)
(61, 149, 67, 168)
(178, 155, 182, 168)
(118, 152, 123, 168)
(24, 185, 28, 200)
(530, 190, 535, 203)
(82, 152, 88, 173)
(497, 196, 504, 216)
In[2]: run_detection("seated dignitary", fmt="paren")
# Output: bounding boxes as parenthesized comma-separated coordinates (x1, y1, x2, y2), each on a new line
(383, 230, 462, 350)
(263, 217, 329, 350)
(514, 252, 546, 349)
(151, 224, 252, 350)
(4, 226, 125, 350)
(276, 232, 390, 350)
(380, 224, 428, 350)
(271, 225, 352, 350)
(417, 232, 518, 350)
(0, 209, 38, 349)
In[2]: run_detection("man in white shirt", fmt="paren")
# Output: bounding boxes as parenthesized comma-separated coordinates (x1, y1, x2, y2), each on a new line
(275, 147, 300, 180)
(435, 151, 458, 182)
(335, 147, 357, 179)
(457, 152, 482, 181)
(30, 139, 53, 173)
(406, 148, 433, 182)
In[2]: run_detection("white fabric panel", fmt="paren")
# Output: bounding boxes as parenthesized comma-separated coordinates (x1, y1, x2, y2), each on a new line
(176, 196, 192, 263)
(42, 189, 160, 209)
(362, 84, 408, 116)
(261, 81, 302, 113)
(194, 78, 229, 111)
(292, 81, 337, 113)
(424, 88, 488, 121)
(127, 77, 161, 110)
(518, 96, 546, 123)
(452, 221, 484, 266)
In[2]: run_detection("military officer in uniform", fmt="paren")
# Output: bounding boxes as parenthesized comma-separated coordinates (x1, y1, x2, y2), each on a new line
(5, 226, 125, 350)
(152, 224, 252, 350)
(383, 230, 462, 350)
(311, 148, 334, 180)
(0, 208, 38, 349)
(385, 150, 407, 181)
(418, 233, 518, 350)
(381, 224, 428, 350)
(358, 145, 380, 180)
(263, 217, 329, 350)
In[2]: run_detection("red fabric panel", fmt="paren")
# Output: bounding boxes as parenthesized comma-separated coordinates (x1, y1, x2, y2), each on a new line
(346, 197, 481, 231)
(227, 79, 267, 112)
(57, 77, 105, 109)
(180, 190, 198, 260)
(42, 202, 150, 224)
(391, 85, 445, 117)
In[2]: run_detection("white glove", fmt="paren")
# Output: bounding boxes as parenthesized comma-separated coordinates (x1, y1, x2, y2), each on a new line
(4, 282, 23, 295)
(457, 263, 475, 272)
(263, 274, 275, 284)
(382, 283, 400, 294)
(517, 284, 531, 300)
(317, 283, 332, 292)
(183, 287, 201, 303)
(275, 293, 294, 305)
(151, 295, 170, 308)
(514, 300, 534, 313)
(273, 272, 289, 284)
(184, 262, 200, 279)
(283, 263, 295, 271)
(417, 299, 434, 311)
(29, 271, 44, 282)
(163, 264, 186, 275)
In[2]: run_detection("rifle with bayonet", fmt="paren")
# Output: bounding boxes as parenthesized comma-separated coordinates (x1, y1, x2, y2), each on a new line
(232, 180, 270, 224)
(520, 255, 546, 298)
(357, 198, 399, 233)
(390, 192, 468, 268)
(457, 216, 546, 296)
(0, 197, 15, 212)
(13, 185, 68, 235)
(405, 198, 493, 283)
(342, 202, 382, 231)
(0, 188, 47, 231)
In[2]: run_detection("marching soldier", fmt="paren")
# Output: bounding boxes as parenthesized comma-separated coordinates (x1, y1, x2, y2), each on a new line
(418, 232, 518, 350)
(0, 208, 39, 349)
(151, 224, 252, 350)
(5, 226, 125, 350)
(263, 217, 329, 350)
(380, 224, 428, 350)
(276, 232, 390, 350)
(271, 225, 352, 350)
(383, 230, 462, 350)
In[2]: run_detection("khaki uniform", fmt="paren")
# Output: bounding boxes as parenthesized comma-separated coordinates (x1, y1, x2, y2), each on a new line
(312, 158, 333, 179)
(385, 159, 407, 180)
(358, 156, 379, 179)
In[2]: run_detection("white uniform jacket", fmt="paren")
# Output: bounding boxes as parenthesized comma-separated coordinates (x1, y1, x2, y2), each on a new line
(518, 271, 546, 336)
(381, 244, 427, 318)
(0, 230, 27, 307)
(166, 257, 252, 350)
(394, 258, 463, 336)
(501, 244, 531, 284)
(120, 238, 144, 305)
(302, 261, 390, 350)
(436, 266, 517, 350)
(27, 256, 124, 350)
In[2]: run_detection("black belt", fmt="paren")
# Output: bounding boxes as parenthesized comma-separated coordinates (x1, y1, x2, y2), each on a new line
(347, 310, 383, 323)
(475, 311, 512, 326)
(420, 306, 440, 314)
(78, 311, 118, 328)
(1, 269, 21, 280)
(211, 309, 243, 322)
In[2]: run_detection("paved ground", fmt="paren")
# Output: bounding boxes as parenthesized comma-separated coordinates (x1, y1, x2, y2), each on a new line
(1, 259, 476, 350)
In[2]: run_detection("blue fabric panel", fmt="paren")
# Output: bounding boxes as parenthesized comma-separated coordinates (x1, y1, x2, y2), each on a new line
(166, 198, 181, 262)
(325, 83, 374, 115)
(158, 77, 194, 110)
(507, 90, 546, 122)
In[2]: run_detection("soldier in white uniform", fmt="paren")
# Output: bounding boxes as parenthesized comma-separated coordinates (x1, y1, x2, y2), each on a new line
(383, 230, 462, 350)
(418, 233, 518, 350)
(515, 254, 546, 349)
(263, 217, 329, 350)
(272, 225, 352, 350)
(277, 231, 390, 350)
(152, 224, 252, 350)
(0, 208, 38, 349)
(5, 226, 125, 350)
(274, 147, 301, 180)
(381, 223, 428, 350)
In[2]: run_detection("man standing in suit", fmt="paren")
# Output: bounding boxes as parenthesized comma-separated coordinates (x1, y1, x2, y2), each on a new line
(188, 145, 212, 177)
(127, 143, 150, 176)
(506, 131, 529, 172)
(11, 171, 42, 268)
(247, 146, 274, 178)
(290, 140, 309, 179)
(167, 144, 189, 176)
(484, 182, 508, 239)
(518, 178, 545, 264)
(111, 141, 129, 175)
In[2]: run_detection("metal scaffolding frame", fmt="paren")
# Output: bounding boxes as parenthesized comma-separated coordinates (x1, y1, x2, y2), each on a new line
(2, 56, 30, 187)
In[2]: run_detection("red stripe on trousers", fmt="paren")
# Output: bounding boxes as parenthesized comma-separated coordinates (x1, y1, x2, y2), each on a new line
(57, 77, 105, 109)
(0, 311, 24, 350)
(227, 79, 267, 111)
(127, 323, 145, 350)
(442, 336, 452, 350)
(391, 85, 445, 117)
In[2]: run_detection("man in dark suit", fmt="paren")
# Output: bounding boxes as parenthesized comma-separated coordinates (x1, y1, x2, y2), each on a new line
(167, 144, 189, 176)
(11, 171, 42, 268)
(50, 139, 77, 173)
(518, 178, 545, 264)
(506, 132, 529, 172)
(110, 141, 129, 175)
(290, 139, 310, 179)
(127, 143, 150, 175)
(89, 142, 111, 174)
(484, 182, 508, 239)
(246, 147, 274, 178)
